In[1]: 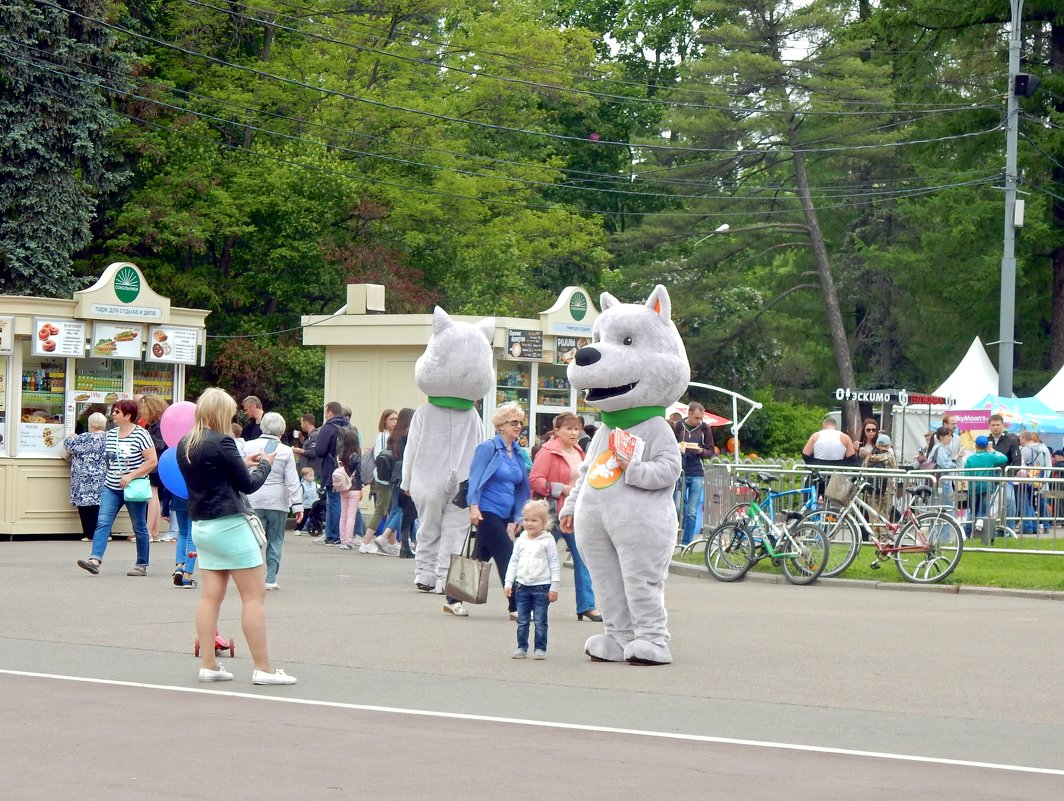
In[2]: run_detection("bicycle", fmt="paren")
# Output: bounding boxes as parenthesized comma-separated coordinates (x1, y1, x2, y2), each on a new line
(795, 476, 964, 583)
(703, 490, 829, 585)
(680, 470, 822, 556)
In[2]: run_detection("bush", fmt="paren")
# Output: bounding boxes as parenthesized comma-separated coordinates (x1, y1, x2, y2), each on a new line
(736, 389, 827, 457)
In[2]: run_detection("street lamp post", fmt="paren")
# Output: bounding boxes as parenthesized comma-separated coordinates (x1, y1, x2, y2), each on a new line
(998, 0, 1023, 397)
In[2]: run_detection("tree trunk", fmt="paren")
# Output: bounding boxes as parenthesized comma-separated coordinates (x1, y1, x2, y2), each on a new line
(1050, 15, 1064, 369)
(789, 120, 859, 431)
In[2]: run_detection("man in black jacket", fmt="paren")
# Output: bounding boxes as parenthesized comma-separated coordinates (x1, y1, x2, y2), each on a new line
(989, 413, 1021, 523)
(313, 401, 348, 545)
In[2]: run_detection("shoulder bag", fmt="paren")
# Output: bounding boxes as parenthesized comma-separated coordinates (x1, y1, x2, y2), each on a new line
(445, 527, 491, 604)
(118, 430, 153, 502)
(239, 493, 268, 548)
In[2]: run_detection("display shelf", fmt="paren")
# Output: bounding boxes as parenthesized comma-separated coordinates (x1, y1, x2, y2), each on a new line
(21, 391, 64, 404)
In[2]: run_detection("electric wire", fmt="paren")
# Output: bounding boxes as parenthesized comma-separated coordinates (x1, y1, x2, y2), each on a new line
(33, 0, 1007, 157)
(2, 43, 1002, 209)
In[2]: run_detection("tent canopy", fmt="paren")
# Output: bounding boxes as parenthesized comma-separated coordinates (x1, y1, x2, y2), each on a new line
(970, 394, 1064, 434)
(933, 337, 1000, 407)
(1036, 365, 1064, 412)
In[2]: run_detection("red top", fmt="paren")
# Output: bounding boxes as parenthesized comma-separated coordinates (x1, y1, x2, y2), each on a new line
(529, 436, 584, 505)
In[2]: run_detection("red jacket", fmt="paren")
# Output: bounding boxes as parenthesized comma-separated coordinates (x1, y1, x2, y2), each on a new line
(529, 436, 584, 507)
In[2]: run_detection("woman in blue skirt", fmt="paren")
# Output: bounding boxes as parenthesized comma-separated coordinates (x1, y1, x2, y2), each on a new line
(177, 388, 297, 686)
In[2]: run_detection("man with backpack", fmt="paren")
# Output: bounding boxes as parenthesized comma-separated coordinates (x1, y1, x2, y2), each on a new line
(313, 401, 349, 545)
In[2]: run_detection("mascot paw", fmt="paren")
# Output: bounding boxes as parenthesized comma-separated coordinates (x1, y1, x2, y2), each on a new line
(584, 634, 627, 662)
(624, 640, 673, 666)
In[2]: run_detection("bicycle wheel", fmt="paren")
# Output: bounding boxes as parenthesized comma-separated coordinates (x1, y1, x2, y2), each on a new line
(893, 511, 964, 584)
(795, 507, 859, 578)
(704, 522, 755, 582)
(780, 524, 829, 585)
(720, 503, 753, 527)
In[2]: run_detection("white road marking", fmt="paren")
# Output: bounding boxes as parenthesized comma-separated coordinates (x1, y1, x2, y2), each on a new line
(2, 668, 1062, 776)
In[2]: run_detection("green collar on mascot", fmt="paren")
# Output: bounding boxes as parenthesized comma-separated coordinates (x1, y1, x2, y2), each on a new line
(600, 405, 666, 429)
(428, 396, 476, 410)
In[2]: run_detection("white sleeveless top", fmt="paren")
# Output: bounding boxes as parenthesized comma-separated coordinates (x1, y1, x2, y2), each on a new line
(812, 429, 846, 460)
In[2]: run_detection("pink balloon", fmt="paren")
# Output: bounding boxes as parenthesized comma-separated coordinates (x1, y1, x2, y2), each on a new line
(161, 401, 197, 448)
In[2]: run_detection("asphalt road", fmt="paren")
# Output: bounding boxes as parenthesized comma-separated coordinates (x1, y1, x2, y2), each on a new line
(1, 535, 1062, 799)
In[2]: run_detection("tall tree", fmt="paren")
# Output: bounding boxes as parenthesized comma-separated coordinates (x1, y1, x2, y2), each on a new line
(0, 0, 129, 295)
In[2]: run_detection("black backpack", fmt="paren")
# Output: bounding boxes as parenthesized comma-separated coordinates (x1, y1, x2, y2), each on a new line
(374, 450, 397, 484)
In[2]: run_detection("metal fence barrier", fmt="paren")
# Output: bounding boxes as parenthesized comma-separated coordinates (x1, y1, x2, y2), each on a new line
(696, 461, 1064, 554)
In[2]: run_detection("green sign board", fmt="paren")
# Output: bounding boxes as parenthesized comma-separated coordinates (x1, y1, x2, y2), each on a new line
(114, 266, 141, 304)
(569, 292, 587, 321)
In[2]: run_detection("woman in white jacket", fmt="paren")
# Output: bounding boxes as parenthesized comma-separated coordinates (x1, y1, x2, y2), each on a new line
(246, 413, 304, 590)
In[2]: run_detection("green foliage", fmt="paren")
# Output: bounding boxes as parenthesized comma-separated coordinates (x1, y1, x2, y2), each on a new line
(737, 389, 828, 457)
(0, 0, 129, 295)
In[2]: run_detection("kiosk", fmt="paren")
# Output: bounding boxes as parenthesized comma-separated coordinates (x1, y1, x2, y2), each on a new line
(301, 284, 600, 447)
(0, 262, 209, 536)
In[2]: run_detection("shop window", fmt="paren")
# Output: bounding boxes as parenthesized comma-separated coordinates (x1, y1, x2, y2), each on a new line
(18, 342, 66, 455)
(134, 362, 175, 402)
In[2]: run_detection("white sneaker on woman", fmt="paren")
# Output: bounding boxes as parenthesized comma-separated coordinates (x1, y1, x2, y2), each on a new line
(252, 668, 297, 685)
(198, 665, 233, 682)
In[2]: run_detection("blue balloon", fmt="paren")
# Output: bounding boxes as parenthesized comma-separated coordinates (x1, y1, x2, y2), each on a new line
(159, 447, 188, 499)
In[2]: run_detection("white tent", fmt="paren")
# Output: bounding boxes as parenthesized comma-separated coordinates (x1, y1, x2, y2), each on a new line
(1036, 365, 1064, 412)
(932, 336, 1000, 407)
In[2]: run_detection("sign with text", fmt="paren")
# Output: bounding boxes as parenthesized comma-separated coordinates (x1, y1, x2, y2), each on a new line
(18, 422, 66, 456)
(506, 329, 543, 360)
(555, 335, 589, 365)
(950, 410, 992, 431)
(31, 318, 86, 358)
(0, 316, 12, 355)
(145, 326, 198, 364)
(92, 322, 144, 359)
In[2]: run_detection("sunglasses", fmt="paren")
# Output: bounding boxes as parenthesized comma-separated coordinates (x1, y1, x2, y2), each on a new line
(505, 419, 523, 427)
(865, 427, 878, 432)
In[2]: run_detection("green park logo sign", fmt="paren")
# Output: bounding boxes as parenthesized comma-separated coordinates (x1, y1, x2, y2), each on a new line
(569, 291, 587, 321)
(114, 266, 141, 303)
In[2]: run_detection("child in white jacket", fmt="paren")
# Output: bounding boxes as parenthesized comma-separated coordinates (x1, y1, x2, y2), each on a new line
(504, 500, 560, 659)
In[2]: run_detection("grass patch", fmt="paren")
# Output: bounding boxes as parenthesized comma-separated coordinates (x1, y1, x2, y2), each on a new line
(677, 544, 1064, 591)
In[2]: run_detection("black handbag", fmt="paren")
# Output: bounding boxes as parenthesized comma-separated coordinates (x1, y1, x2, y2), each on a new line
(452, 479, 469, 509)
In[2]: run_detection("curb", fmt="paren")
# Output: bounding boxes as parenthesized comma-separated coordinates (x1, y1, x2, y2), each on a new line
(669, 560, 1064, 601)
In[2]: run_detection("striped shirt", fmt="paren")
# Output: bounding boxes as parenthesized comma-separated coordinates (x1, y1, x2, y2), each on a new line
(105, 426, 154, 491)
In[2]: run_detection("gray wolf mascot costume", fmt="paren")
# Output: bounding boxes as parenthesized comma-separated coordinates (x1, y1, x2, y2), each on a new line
(560, 285, 688, 665)
(403, 308, 495, 593)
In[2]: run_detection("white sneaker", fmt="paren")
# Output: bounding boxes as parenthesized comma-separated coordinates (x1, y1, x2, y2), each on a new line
(264, 582, 279, 591)
(293, 530, 305, 536)
(252, 668, 297, 685)
(340, 543, 353, 550)
(374, 535, 396, 555)
(311, 534, 327, 544)
(198, 665, 233, 682)
(358, 542, 380, 554)
(443, 601, 468, 617)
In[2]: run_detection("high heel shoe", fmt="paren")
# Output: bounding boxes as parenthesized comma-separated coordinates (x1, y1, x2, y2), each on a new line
(577, 610, 603, 622)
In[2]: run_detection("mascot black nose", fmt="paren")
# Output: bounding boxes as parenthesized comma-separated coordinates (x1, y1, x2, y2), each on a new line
(574, 346, 600, 366)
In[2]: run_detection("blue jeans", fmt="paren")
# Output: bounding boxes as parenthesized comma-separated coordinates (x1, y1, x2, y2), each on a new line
(90, 486, 149, 566)
(680, 474, 705, 545)
(170, 496, 196, 575)
(556, 531, 595, 614)
(255, 508, 288, 583)
(325, 488, 341, 542)
(515, 583, 550, 652)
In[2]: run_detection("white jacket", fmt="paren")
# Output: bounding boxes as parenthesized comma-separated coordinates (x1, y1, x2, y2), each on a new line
(246, 436, 303, 514)
(504, 532, 561, 592)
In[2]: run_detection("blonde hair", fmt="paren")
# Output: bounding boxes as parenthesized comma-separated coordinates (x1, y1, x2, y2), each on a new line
(300, 467, 315, 480)
(87, 412, 107, 431)
(492, 401, 525, 430)
(138, 394, 169, 425)
(184, 387, 237, 457)
(522, 498, 550, 524)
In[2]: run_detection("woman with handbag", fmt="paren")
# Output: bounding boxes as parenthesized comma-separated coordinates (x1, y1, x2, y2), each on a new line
(334, 429, 363, 551)
(76, 400, 157, 576)
(177, 387, 296, 685)
(463, 402, 531, 619)
(529, 412, 601, 622)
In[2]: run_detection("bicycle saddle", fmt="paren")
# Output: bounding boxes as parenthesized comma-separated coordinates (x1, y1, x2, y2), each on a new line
(905, 485, 934, 498)
(755, 472, 780, 483)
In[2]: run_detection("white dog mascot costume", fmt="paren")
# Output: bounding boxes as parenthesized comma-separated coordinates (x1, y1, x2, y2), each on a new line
(402, 308, 495, 593)
(559, 285, 688, 665)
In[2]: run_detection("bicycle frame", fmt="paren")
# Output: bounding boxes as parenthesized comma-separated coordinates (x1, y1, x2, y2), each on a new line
(832, 482, 949, 558)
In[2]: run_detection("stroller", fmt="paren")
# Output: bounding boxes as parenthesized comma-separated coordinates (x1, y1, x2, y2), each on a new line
(301, 485, 328, 537)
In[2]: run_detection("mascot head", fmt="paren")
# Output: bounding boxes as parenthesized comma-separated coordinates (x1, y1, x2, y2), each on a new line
(567, 285, 689, 413)
(415, 307, 496, 402)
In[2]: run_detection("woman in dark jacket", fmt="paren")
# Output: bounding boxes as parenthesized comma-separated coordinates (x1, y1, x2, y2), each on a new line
(177, 388, 296, 686)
